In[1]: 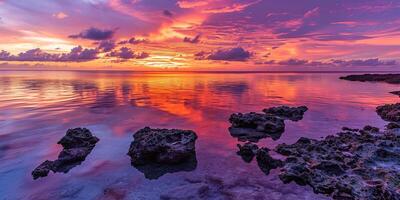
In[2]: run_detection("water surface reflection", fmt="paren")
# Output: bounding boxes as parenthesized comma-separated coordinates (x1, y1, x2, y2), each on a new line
(0, 71, 398, 199)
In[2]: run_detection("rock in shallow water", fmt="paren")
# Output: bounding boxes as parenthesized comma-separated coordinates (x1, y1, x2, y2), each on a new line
(275, 126, 400, 200)
(127, 127, 198, 179)
(256, 147, 283, 175)
(228, 106, 308, 142)
(32, 128, 99, 179)
(376, 103, 400, 122)
(237, 142, 259, 163)
(263, 106, 308, 121)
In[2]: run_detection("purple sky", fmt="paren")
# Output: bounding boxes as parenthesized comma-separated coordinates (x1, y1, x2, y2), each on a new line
(0, 0, 399, 70)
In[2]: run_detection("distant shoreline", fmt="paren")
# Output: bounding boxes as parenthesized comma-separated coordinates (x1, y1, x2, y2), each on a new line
(1, 69, 400, 74)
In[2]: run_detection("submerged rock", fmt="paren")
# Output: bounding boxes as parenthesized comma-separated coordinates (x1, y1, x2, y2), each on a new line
(160, 174, 330, 200)
(236, 143, 283, 175)
(275, 127, 400, 200)
(134, 154, 197, 180)
(387, 122, 400, 130)
(376, 103, 400, 122)
(340, 74, 400, 84)
(228, 106, 308, 142)
(236, 142, 259, 163)
(263, 106, 308, 121)
(256, 148, 283, 175)
(127, 127, 198, 179)
(32, 128, 99, 179)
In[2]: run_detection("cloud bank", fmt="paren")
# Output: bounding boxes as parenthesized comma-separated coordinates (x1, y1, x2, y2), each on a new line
(196, 47, 251, 61)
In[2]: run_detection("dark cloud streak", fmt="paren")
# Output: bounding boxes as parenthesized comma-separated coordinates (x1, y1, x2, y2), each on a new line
(196, 47, 251, 61)
(69, 27, 115, 41)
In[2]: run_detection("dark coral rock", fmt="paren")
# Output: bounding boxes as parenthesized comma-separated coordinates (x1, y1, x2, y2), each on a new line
(31, 160, 53, 179)
(361, 125, 380, 134)
(340, 74, 400, 84)
(387, 122, 400, 130)
(275, 128, 400, 200)
(342, 127, 360, 132)
(256, 147, 283, 175)
(229, 112, 285, 133)
(229, 113, 285, 142)
(263, 106, 308, 121)
(127, 127, 198, 179)
(236, 142, 259, 163)
(228, 105, 307, 142)
(32, 128, 99, 179)
(58, 128, 99, 149)
(376, 103, 400, 122)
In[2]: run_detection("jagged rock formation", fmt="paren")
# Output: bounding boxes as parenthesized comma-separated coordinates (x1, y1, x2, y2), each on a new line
(274, 126, 400, 200)
(127, 127, 198, 179)
(376, 103, 400, 122)
(229, 106, 308, 142)
(32, 128, 99, 179)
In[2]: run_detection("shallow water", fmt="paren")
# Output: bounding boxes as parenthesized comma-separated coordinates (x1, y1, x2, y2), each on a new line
(0, 71, 398, 200)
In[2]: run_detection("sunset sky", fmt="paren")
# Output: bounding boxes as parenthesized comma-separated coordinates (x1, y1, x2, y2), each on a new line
(0, 0, 400, 70)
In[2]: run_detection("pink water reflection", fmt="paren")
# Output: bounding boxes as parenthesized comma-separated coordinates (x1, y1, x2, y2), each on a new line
(0, 71, 398, 199)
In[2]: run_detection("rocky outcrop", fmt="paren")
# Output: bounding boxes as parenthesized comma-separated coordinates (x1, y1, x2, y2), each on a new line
(32, 128, 99, 179)
(256, 147, 283, 175)
(229, 113, 285, 142)
(229, 106, 308, 142)
(237, 142, 259, 163)
(340, 74, 400, 84)
(237, 143, 283, 175)
(127, 127, 198, 179)
(274, 126, 400, 200)
(263, 106, 308, 121)
(376, 103, 400, 122)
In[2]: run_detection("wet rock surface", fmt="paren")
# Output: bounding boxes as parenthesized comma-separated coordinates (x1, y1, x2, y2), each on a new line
(32, 128, 99, 179)
(256, 147, 283, 175)
(377, 103, 400, 122)
(274, 126, 400, 200)
(237, 142, 259, 163)
(237, 143, 283, 175)
(127, 127, 198, 179)
(229, 106, 308, 142)
(263, 106, 308, 121)
(340, 74, 400, 84)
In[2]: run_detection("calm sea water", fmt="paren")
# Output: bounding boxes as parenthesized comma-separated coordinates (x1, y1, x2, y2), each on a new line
(0, 71, 398, 200)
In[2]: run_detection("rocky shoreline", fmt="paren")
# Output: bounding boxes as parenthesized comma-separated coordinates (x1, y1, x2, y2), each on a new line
(275, 125, 400, 199)
(29, 80, 400, 199)
(340, 73, 400, 84)
(228, 106, 308, 142)
(230, 103, 400, 199)
(340, 73, 400, 97)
